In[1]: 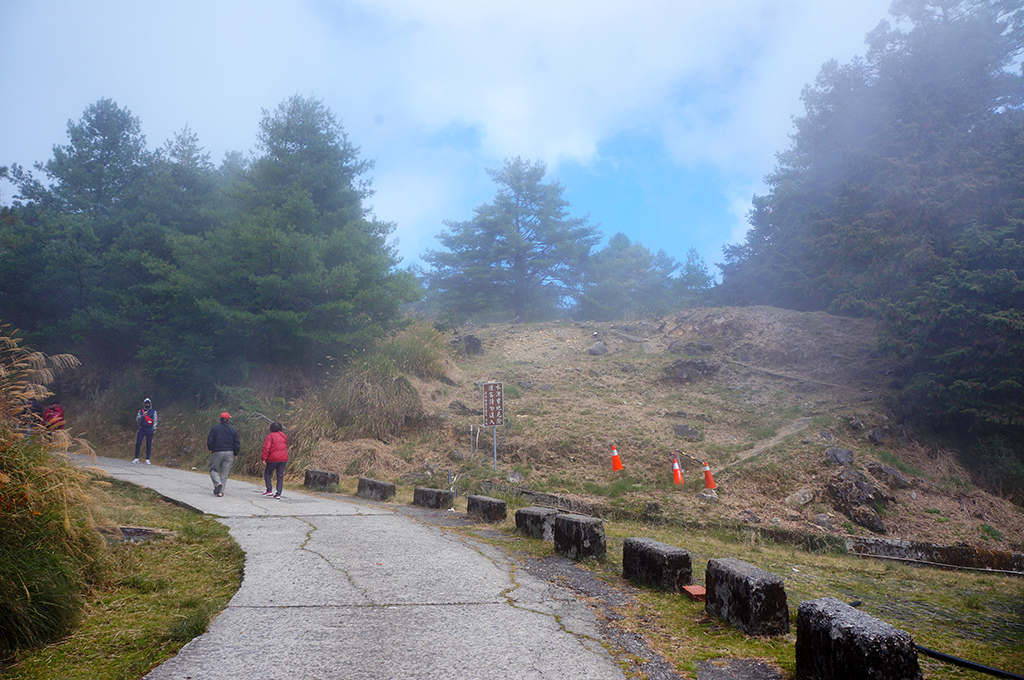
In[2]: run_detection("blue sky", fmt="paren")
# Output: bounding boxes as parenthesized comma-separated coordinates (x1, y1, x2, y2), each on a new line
(0, 0, 894, 275)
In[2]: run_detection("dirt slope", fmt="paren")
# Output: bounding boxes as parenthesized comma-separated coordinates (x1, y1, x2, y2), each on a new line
(312, 306, 1024, 554)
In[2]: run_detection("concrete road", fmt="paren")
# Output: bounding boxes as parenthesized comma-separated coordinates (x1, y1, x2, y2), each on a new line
(86, 457, 626, 680)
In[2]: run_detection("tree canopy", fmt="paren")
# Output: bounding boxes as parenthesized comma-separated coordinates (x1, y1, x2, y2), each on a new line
(423, 157, 599, 321)
(2, 95, 416, 395)
(716, 0, 1024, 470)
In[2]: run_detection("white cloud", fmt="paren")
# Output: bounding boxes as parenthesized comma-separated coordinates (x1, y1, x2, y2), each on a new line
(1, 0, 894, 264)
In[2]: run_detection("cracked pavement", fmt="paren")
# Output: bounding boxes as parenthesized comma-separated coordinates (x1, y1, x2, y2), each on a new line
(84, 456, 626, 679)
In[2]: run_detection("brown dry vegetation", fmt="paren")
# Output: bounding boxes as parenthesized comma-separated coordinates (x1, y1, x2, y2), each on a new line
(309, 306, 1024, 553)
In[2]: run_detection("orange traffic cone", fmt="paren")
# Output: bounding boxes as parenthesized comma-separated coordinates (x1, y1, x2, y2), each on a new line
(703, 462, 717, 490)
(672, 457, 684, 485)
(612, 445, 624, 471)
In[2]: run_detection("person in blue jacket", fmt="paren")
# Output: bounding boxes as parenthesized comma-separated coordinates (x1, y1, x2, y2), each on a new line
(207, 412, 240, 497)
(133, 398, 157, 464)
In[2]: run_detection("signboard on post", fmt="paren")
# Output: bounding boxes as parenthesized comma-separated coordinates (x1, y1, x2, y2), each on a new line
(482, 382, 503, 470)
(483, 382, 503, 427)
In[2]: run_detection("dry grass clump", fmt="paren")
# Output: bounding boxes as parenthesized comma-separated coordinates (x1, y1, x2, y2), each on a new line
(289, 341, 438, 449)
(308, 439, 406, 477)
(381, 322, 454, 381)
(0, 328, 102, 653)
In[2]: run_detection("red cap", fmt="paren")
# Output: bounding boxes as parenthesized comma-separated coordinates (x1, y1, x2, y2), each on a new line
(220, 412, 231, 419)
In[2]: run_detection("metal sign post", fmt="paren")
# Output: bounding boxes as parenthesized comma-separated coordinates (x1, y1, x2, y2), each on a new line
(482, 382, 503, 471)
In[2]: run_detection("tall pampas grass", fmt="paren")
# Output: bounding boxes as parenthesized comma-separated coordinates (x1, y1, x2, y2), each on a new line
(0, 327, 103, 652)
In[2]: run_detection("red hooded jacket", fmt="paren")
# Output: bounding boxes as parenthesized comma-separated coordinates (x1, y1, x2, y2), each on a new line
(261, 431, 288, 463)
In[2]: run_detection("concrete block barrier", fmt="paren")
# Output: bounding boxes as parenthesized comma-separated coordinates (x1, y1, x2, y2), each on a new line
(413, 487, 455, 509)
(622, 537, 692, 591)
(466, 495, 507, 523)
(796, 597, 922, 680)
(515, 506, 561, 540)
(357, 477, 396, 501)
(553, 513, 607, 560)
(304, 469, 339, 491)
(705, 557, 789, 636)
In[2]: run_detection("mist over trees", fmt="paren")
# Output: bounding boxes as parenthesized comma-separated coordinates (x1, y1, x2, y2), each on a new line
(1, 95, 417, 394)
(421, 157, 713, 323)
(717, 0, 1024, 480)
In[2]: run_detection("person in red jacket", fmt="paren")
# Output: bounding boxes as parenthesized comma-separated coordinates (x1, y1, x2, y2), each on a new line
(43, 400, 65, 429)
(260, 421, 288, 499)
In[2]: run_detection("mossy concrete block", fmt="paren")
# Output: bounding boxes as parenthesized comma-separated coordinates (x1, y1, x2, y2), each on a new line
(515, 506, 560, 540)
(622, 537, 692, 591)
(796, 597, 922, 680)
(705, 557, 789, 636)
(357, 478, 396, 501)
(553, 513, 606, 560)
(413, 487, 455, 509)
(304, 469, 339, 491)
(466, 495, 507, 523)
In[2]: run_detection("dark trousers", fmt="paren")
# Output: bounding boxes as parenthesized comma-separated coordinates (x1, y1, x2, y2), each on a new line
(265, 461, 286, 495)
(135, 428, 154, 459)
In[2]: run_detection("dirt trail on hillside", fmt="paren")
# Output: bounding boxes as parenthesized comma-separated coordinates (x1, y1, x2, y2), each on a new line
(719, 416, 815, 471)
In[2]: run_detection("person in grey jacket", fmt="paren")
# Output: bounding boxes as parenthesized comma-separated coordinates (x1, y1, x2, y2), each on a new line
(207, 412, 240, 496)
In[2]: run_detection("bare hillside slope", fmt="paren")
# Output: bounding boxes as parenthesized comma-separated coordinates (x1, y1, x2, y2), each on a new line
(312, 306, 1024, 553)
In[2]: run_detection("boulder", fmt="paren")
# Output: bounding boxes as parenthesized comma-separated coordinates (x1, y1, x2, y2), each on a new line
(851, 505, 886, 534)
(867, 426, 887, 445)
(828, 468, 890, 509)
(812, 513, 833, 529)
(673, 423, 702, 440)
(588, 341, 609, 356)
(663, 359, 719, 383)
(867, 462, 912, 489)
(462, 334, 483, 355)
(827, 468, 890, 533)
(825, 447, 855, 466)
(785, 488, 815, 508)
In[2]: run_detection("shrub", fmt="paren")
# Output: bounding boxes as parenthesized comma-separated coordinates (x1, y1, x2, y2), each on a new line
(381, 323, 452, 380)
(322, 354, 424, 440)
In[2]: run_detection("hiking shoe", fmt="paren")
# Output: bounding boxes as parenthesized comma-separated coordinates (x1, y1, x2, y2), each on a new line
(262, 490, 274, 497)
(274, 494, 283, 499)
(145, 459, 151, 465)
(214, 484, 222, 496)
(131, 458, 139, 464)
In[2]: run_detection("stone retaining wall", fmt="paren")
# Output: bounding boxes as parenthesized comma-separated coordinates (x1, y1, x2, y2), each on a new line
(848, 536, 1024, 573)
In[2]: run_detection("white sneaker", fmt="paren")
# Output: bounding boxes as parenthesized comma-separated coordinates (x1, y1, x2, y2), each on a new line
(131, 458, 139, 464)
(145, 459, 151, 465)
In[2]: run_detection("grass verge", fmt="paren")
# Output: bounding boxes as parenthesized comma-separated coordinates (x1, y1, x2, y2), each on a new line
(466, 514, 1024, 679)
(0, 477, 244, 680)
